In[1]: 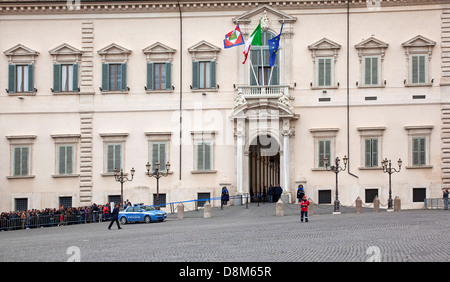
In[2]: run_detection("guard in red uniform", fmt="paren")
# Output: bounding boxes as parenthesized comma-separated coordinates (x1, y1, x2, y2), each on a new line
(300, 195, 310, 223)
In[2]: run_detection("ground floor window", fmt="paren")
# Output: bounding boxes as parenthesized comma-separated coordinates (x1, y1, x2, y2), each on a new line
(318, 190, 331, 204)
(15, 198, 28, 211)
(153, 193, 167, 208)
(412, 188, 426, 203)
(197, 193, 211, 208)
(59, 196, 72, 208)
(365, 189, 378, 203)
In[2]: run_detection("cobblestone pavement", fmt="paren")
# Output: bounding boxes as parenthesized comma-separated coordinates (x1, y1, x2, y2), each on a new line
(0, 202, 448, 263)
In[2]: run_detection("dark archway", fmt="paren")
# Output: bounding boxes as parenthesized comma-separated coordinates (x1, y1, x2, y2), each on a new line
(248, 135, 280, 202)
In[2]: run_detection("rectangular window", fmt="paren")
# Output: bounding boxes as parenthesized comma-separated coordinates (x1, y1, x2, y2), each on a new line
(153, 193, 167, 208)
(197, 193, 211, 208)
(107, 144, 122, 173)
(365, 189, 378, 203)
(192, 61, 216, 90)
(59, 197, 73, 208)
(317, 58, 332, 87)
(364, 56, 379, 86)
(411, 55, 426, 84)
(151, 142, 166, 171)
(318, 190, 332, 204)
(16, 65, 30, 92)
(15, 198, 28, 212)
(318, 140, 331, 168)
(197, 141, 211, 171)
(413, 188, 426, 203)
(13, 146, 29, 176)
(154, 63, 167, 90)
(412, 137, 426, 166)
(109, 64, 122, 91)
(364, 138, 379, 167)
(61, 64, 74, 92)
(58, 145, 74, 175)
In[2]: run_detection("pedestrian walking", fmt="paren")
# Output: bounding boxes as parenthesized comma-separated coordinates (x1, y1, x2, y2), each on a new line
(300, 196, 310, 223)
(444, 189, 449, 210)
(297, 184, 305, 203)
(108, 204, 122, 230)
(221, 187, 230, 210)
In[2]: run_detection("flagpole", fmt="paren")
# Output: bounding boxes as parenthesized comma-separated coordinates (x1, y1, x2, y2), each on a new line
(268, 66, 274, 86)
(249, 56, 259, 86)
(260, 46, 265, 87)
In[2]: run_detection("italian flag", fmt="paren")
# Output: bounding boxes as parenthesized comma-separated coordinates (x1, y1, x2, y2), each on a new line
(242, 21, 262, 64)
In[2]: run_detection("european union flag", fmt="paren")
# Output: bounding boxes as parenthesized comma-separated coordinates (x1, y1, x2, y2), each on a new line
(268, 23, 283, 67)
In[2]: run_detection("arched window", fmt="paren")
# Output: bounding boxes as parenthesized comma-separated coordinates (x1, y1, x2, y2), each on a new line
(249, 31, 279, 86)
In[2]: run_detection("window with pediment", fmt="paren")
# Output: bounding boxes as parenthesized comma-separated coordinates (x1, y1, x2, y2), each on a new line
(188, 41, 221, 91)
(143, 42, 176, 93)
(401, 35, 436, 86)
(49, 43, 82, 94)
(98, 43, 132, 93)
(308, 38, 341, 88)
(4, 44, 39, 95)
(355, 37, 388, 87)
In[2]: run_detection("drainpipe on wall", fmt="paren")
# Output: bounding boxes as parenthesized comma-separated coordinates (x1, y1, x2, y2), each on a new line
(178, 0, 183, 180)
(347, 2, 358, 179)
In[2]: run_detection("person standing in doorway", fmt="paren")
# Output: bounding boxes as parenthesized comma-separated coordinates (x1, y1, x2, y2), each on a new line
(300, 196, 310, 223)
(108, 204, 122, 230)
(444, 189, 449, 210)
(221, 187, 230, 210)
(297, 184, 305, 203)
(268, 185, 273, 203)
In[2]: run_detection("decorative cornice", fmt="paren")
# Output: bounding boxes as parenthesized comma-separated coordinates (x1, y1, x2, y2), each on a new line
(0, 0, 446, 15)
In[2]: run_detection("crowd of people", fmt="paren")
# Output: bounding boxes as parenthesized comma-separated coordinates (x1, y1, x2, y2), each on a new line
(0, 202, 121, 231)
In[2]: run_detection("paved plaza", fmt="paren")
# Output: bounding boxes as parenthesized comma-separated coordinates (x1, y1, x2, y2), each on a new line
(0, 202, 449, 264)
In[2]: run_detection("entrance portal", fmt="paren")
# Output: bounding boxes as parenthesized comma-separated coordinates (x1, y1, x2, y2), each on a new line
(249, 135, 280, 202)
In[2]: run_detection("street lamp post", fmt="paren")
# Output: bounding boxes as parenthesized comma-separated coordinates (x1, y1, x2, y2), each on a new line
(146, 161, 170, 210)
(113, 167, 135, 209)
(324, 155, 348, 214)
(381, 158, 402, 210)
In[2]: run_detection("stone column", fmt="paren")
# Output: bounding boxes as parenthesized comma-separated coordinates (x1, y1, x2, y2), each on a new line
(236, 132, 244, 194)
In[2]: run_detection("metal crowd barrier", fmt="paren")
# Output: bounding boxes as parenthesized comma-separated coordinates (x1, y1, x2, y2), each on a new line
(424, 198, 447, 209)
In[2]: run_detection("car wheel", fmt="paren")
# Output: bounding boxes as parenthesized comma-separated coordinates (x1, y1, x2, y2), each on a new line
(145, 216, 151, 223)
(120, 217, 127, 224)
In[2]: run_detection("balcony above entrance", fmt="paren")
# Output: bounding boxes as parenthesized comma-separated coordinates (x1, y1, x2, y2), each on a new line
(237, 84, 289, 99)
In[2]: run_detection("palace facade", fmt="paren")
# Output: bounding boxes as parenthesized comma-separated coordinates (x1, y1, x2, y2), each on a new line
(0, 0, 449, 211)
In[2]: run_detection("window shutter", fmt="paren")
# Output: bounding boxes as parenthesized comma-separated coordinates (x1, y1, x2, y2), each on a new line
(372, 139, 378, 167)
(210, 61, 216, 89)
(365, 139, 371, 167)
(204, 142, 211, 170)
(419, 138, 426, 165)
(197, 143, 204, 170)
(371, 57, 378, 85)
(28, 64, 34, 92)
(165, 62, 172, 90)
(121, 63, 127, 91)
(107, 144, 114, 172)
(8, 64, 16, 93)
(192, 61, 199, 90)
(20, 147, 29, 175)
(114, 144, 121, 170)
(72, 64, 79, 91)
(325, 58, 332, 86)
(152, 143, 159, 169)
(364, 57, 372, 85)
(147, 63, 154, 90)
(59, 146, 66, 174)
(159, 143, 166, 170)
(102, 63, 109, 91)
(413, 138, 419, 165)
(66, 146, 73, 174)
(53, 64, 61, 93)
(419, 55, 426, 83)
(14, 147, 21, 175)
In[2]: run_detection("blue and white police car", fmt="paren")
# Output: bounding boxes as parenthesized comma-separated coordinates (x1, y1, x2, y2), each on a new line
(118, 205, 167, 224)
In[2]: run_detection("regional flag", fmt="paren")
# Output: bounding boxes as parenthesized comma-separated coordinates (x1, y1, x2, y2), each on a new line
(224, 25, 245, 49)
(268, 22, 283, 67)
(242, 21, 262, 64)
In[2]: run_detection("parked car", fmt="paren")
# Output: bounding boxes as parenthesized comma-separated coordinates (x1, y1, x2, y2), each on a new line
(118, 205, 167, 224)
